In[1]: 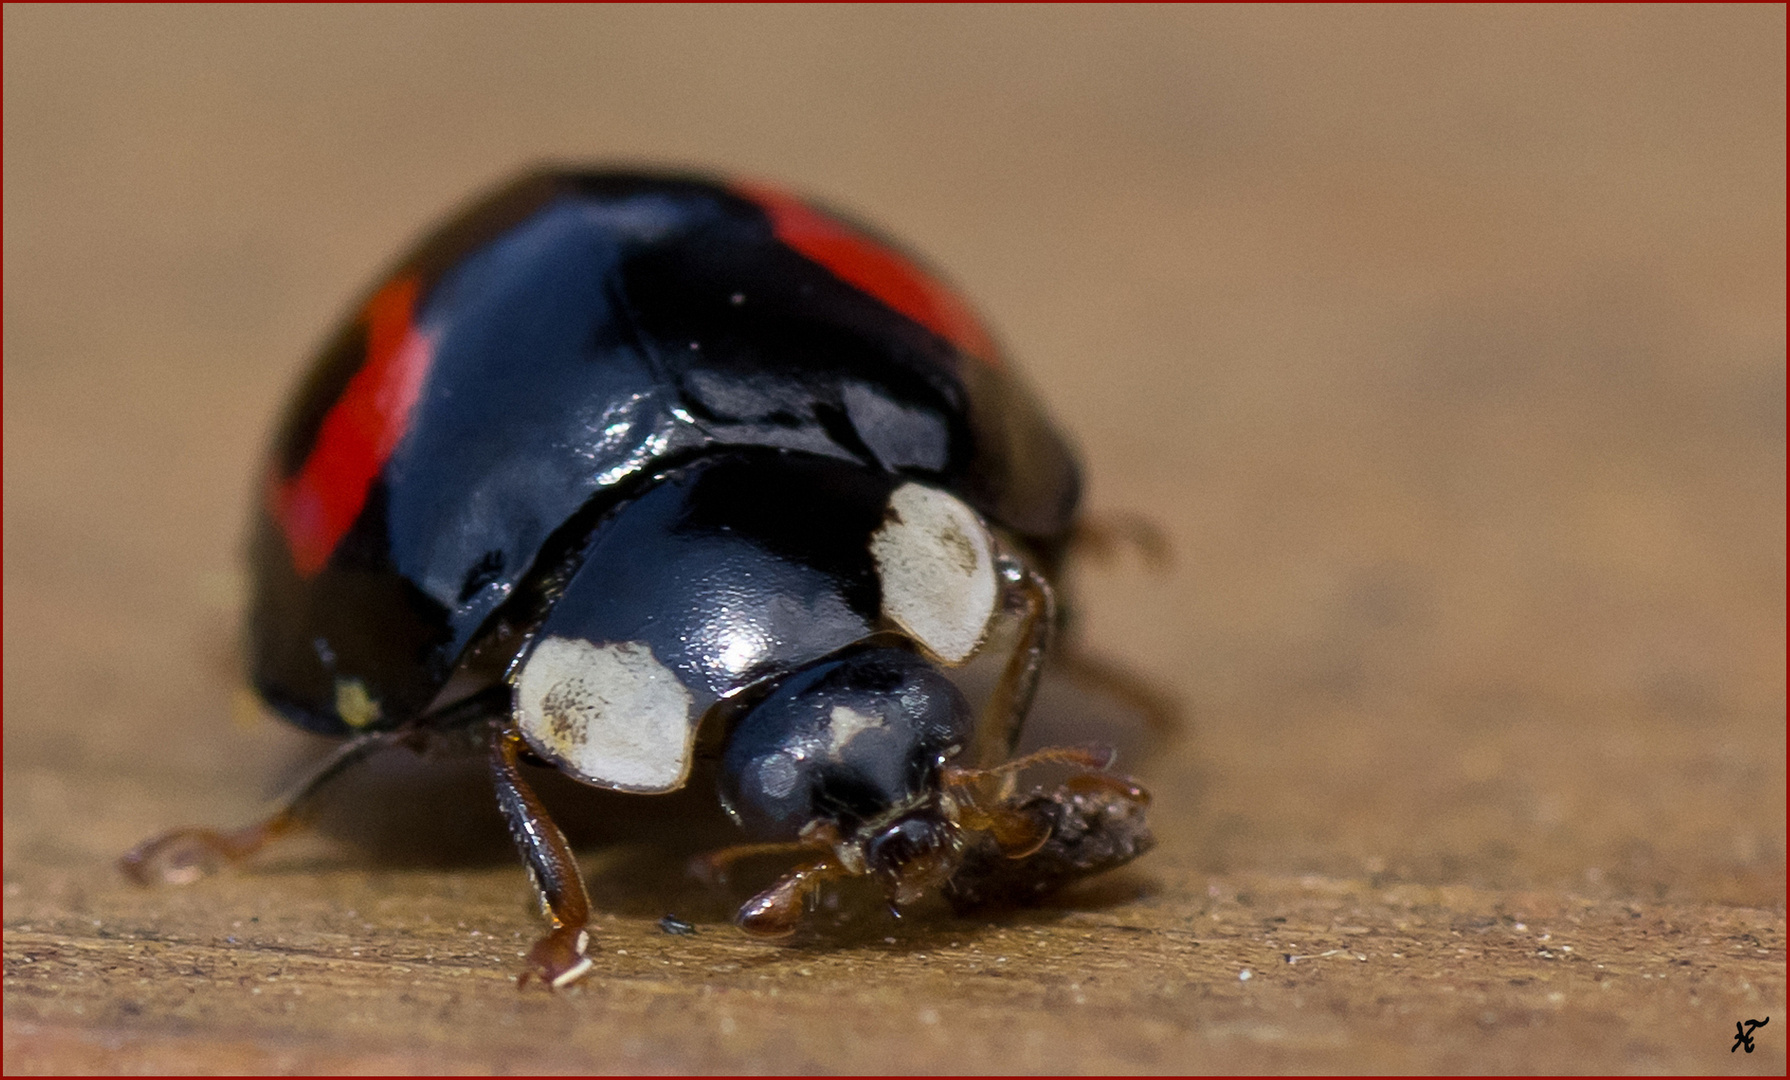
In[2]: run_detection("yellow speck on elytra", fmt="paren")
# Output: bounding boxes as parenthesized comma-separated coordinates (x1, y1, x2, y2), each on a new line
(335, 678, 382, 729)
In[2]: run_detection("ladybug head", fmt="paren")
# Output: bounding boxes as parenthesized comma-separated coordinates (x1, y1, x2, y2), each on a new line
(718, 646, 975, 911)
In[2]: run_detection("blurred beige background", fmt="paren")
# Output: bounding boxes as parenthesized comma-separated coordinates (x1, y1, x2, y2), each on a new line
(5, 5, 1783, 1073)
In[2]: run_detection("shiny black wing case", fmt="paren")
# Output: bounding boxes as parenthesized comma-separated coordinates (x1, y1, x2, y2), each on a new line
(249, 169, 1080, 735)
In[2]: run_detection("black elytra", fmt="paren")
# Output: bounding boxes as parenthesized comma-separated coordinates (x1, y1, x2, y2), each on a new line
(250, 171, 1078, 737)
(125, 168, 1146, 989)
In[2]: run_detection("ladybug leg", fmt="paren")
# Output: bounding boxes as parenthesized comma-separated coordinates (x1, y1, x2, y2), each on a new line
(1053, 512, 1181, 741)
(944, 743, 1116, 787)
(733, 854, 851, 938)
(966, 552, 1057, 772)
(950, 797, 1054, 859)
(689, 818, 845, 890)
(1060, 769, 1153, 806)
(120, 729, 398, 886)
(944, 744, 1137, 858)
(948, 747, 1152, 819)
(688, 838, 827, 888)
(488, 723, 594, 990)
(1049, 643, 1185, 741)
(1067, 511, 1172, 570)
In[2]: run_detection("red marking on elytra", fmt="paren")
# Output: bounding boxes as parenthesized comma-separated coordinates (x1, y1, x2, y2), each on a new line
(734, 181, 998, 365)
(273, 276, 435, 577)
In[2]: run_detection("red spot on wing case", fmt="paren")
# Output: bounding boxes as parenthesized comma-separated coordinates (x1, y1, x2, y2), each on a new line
(273, 276, 435, 577)
(734, 181, 998, 365)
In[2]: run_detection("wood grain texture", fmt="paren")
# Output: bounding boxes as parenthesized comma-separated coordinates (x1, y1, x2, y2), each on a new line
(4, 6, 1783, 1073)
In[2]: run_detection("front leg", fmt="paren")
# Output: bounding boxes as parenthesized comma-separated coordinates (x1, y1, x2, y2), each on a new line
(734, 854, 852, 938)
(965, 549, 1057, 775)
(489, 723, 594, 990)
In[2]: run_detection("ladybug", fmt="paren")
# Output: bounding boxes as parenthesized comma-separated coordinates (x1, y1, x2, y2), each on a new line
(123, 169, 1153, 988)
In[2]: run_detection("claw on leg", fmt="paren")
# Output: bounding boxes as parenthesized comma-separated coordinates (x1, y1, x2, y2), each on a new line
(519, 924, 594, 991)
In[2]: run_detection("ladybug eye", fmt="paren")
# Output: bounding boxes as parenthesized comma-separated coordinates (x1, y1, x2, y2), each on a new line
(864, 811, 961, 907)
(864, 813, 951, 877)
(718, 648, 973, 840)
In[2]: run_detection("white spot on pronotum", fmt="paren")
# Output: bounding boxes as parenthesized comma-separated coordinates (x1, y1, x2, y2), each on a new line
(870, 483, 997, 664)
(826, 705, 883, 755)
(515, 636, 696, 793)
(335, 678, 381, 729)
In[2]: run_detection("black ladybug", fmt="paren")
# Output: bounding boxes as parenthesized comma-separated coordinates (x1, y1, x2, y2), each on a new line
(123, 169, 1152, 988)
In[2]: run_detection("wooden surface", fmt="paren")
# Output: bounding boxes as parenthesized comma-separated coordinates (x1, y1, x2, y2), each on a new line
(4, 6, 1783, 1074)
